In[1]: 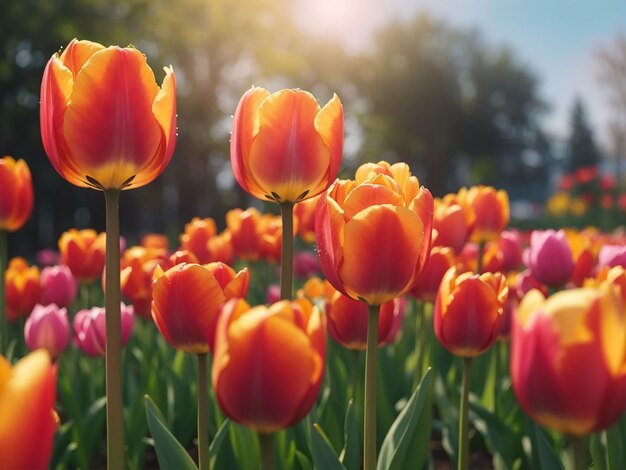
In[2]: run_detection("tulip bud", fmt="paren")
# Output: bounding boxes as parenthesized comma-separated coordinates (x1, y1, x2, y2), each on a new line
(5, 257, 41, 321)
(598, 244, 626, 269)
(73, 303, 134, 357)
(40, 265, 78, 308)
(523, 229, 574, 287)
(0, 156, 33, 232)
(24, 304, 70, 359)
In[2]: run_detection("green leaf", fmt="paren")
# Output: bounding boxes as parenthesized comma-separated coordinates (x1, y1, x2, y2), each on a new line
(209, 418, 231, 467)
(311, 423, 346, 470)
(377, 368, 433, 470)
(339, 399, 359, 469)
(144, 395, 197, 470)
(530, 422, 564, 470)
(606, 423, 625, 470)
(295, 450, 314, 470)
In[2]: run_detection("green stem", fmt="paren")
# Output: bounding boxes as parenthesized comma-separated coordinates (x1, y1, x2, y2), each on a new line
(104, 189, 125, 470)
(458, 357, 472, 470)
(0, 230, 7, 353)
(413, 301, 426, 389)
(81, 282, 90, 309)
(494, 341, 501, 416)
(197, 353, 209, 470)
(569, 435, 588, 470)
(476, 241, 485, 275)
(364, 304, 379, 470)
(279, 202, 294, 301)
(259, 432, 275, 470)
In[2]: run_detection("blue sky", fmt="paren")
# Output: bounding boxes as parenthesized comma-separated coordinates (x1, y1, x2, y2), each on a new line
(294, 0, 626, 146)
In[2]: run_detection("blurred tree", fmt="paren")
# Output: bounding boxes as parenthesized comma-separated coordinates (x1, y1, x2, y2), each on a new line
(566, 97, 602, 172)
(353, 14, 548, 196)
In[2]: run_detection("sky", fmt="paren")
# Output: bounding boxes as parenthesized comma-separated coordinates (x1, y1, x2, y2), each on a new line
(293, 0, 626, 148)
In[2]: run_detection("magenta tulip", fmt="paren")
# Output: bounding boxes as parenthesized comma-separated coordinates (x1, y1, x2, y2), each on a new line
(24, 303, 70, 359)
(523, 229, 573, 287)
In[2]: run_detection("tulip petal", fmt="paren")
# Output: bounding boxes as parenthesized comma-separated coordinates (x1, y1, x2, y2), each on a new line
(341, 205, 423, 305)
(314, 93, 343, 187)
(59, 39, 105, 76)
(248, 89, 330, 202)
(63, 47, 162, 189)
(315, 193, 347, 296)
(342, 183, 405, 220)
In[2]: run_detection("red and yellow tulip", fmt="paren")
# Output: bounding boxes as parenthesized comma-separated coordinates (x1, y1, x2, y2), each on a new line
(0, 350, 57, 469)
(434, 266, 508, 357)
(212, 298, 325, 433)
(315, 161, 433, 306)
(5, 257, 41, 321)
(151, 262, 249, 354)
(40, 38, 176, 190)
(179, 217, 218, 264)
(230, 87, 343, 203)
(0, 156, 33, 232)
(461, 185, 509, 243)
(58, 228, 106, 283)
(511, 284, 626, 435)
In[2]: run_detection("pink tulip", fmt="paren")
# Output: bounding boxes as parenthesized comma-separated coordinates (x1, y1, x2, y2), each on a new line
(265, 284, 281, 304)
(73, 303, 135, 357)
(499, 229, 522, 272)
(40, 265, 78, 308)
(294, 251, 320, 279)
(598, 245, 626, 269)
(523, 229, 573, 287)
(24, 303, 70, 359)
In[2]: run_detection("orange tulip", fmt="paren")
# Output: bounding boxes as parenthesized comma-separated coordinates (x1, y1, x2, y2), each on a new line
(0, 156, 33, 232)
(212, 298, 325, 433)
(316, 161, 433, 306)
(511, 285, 626, 435)
(140, 233, 170, 251)
(5, 257, 41, 321)
(120, 246, 170, 318)
(432, 193, 475, 254)
(151, 262, 249, 354)
(461, 186, 509, 243)
(294, 194, 321, 243)
(40, 38, 176, 190)
(326, 287, 405, 350)
(0, 350, 57, 469)
(58, 228, 106, 283)
(231, 87, 343, 203)
(434, 266, 508, 357)
(410, 246, 456, 303)
(179, 217, 218, 264)
(226, 208, 264, 261)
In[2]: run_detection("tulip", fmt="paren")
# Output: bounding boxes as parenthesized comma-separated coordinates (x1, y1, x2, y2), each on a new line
(141, 233, 170, 251)
(58, 228, 106, 283)
(120, 246, 170, 319)
(326, 289, 405, 350)
(524, 229, 574, 287)
(0, 350, 57, 469)
(179, 217, 218, 264)
(316, 160, 433, 470)
(0, 156, 34, 232)
(41, 39, 176, 190)
(5, 257, 41, 321)
(73, 303, 135, 357)
(511, 285, 626, 438)
(36, 249, 60, 267)
(226, 208, 265, 261)
(498, 229, 523, 272)
(151, 262, 249, 354)
(231, 87, 343, 204)
(410, 246, 456, 304)
(40, 265, 78, 308)
(41, 38, 177, 468)
(432, 193, 475, 254)
(461, 185, 509, 243)
(212, 298, 326, 433)
(294, 251, 320, 279)
(294, 194, 321, 244)
(434, 265, 508, 470)
(266, 284, 281, 304)
(24, 303, 70, 359)
(598, 244, 626, 269)
(316, 161, 433, 306)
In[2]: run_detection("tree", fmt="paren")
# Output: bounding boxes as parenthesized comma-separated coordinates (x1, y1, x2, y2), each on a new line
(566, 97, 602, 172)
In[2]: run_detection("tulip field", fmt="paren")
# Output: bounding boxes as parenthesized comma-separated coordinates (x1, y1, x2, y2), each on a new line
(2, 38, 626, 470)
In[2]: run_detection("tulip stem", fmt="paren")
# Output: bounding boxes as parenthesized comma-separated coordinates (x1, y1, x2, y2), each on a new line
(279, 202, 294, 300)
(197, 353, 209, 470)
(104, 189, 125, 470)
(458, 356, 472, 470)
(260, 432, 275, 470)
(476, 241, 485, 274)
(0, 230, 6, 353)
(569, 435, 588, 470)
(364, 303, 379, 470)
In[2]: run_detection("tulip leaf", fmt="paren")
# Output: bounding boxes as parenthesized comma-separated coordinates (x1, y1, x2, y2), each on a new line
(530, 422, 564, 470)
(209, 418, 231, 468)
(311, 423, 346, 470)
(295, 450, 314, 470)
(377, 368, 432, 470)
(606, 423, 625, 470)
(144, 395, 198, 470)
(339, 399, 359, 469)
